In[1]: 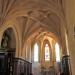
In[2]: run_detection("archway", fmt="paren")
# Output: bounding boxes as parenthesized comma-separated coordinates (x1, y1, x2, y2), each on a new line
(0, 28, 16, 75)
(1, 28, 16, 49)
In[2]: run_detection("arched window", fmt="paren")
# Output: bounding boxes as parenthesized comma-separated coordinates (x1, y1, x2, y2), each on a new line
(34, 43, 39, 62)
(55, 43, 60, 62)
(45, 44, 50, 61)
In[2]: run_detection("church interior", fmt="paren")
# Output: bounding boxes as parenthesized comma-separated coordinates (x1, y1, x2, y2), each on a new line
(0, 0, 75, 75)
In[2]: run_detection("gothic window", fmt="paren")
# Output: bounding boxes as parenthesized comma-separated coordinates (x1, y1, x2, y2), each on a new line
(45, 44, 50, 61)
(55, 43, 60, 62)
(34, 43, 39, 62)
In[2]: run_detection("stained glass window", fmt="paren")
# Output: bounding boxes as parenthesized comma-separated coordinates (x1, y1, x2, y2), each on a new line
(45, 44, 50, 61)
(34, 43, 39, 62)
(55, 43, 60, 62)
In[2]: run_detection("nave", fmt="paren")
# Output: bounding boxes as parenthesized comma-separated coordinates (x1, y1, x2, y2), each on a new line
(0, 50, 71, 75)
(0, 28, 71, 75)
(0, 0, 74, 75)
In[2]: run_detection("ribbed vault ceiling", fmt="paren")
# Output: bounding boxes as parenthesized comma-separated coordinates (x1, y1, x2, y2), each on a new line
(0, 0, 65, 44)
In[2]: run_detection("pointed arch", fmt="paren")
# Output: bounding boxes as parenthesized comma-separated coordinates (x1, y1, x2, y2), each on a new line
(34, 43, 39, 62)
(55, 43, 61, 62)
(45, 43, 50, 61)
(43, 39, 51, 61)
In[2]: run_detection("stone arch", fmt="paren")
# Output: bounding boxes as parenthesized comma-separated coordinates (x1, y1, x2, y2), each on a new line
(0, 25, 20, 57)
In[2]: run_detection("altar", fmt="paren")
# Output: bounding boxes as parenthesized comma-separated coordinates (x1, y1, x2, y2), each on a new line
(41, 66, 56, 75)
